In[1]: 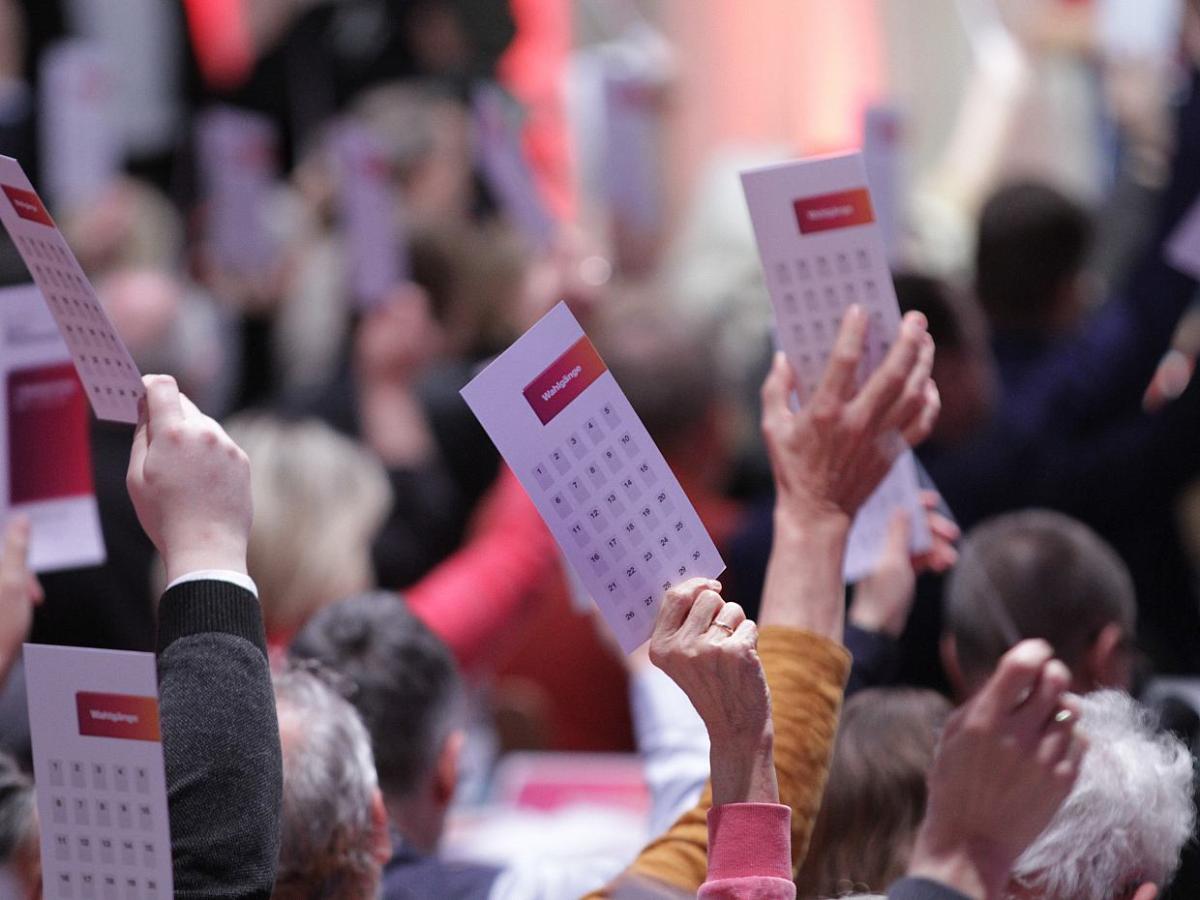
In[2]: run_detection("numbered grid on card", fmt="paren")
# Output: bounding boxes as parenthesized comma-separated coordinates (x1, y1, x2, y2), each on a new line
(43, 756, 167, 899)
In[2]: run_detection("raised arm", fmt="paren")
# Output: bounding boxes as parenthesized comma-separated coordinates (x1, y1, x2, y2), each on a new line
(126, 374, 282, 900)
(0, 517, 41, 690)
(892, 640, 1085, 900)
(589, 307, 938, 896)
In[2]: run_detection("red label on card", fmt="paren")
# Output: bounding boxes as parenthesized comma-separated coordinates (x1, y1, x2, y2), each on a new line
(8, 364, 93, 504)
(523, 337, 607, 424)
(793, 188, 874, 234)
(76, 692, 161, 741)
(2, 184, 54, 226)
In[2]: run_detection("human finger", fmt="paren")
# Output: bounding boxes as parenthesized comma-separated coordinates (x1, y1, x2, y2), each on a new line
(900, 380, 941, 447)
(1, 517, 31, 579)
(711, 601, 747, 635)
(654, 578, 716, 637)
(813, 305, 868, 403)
(1011, 658, 1071, 740)
(680, 588, 725, 639)
(853, 311, 927, 422)
(143, 374, 183, 442)
(875, 331, 935, 433)
(974, 639, 1054, 723)
(760, 352, 797, 438)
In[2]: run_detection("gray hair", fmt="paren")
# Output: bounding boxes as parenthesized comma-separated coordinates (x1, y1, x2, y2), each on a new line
(273, 666, 382, 900)
(0, 753, 34, 863)
(1009, 691, 1195, 899)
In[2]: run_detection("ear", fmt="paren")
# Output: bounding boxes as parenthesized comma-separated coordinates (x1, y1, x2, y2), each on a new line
(940, 633, 968, 702)
(1130, 883, 1158, 900)
(370, 788, 392, 864)
(1086, 623, 1131, 691)
(433, 729, 465, 807)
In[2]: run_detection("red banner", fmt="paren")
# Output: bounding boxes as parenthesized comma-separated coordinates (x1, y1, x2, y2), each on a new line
(523, 337, 607, 424)
(76, 692, 161, 742)
(2, 184, 54, 227)
(793, 187, 874, 235)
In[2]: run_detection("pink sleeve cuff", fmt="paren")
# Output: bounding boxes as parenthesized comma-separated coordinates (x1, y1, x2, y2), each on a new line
(698, 802, 795, 899)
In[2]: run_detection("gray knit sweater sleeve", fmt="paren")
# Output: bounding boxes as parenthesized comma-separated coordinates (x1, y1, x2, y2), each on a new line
(156, 580, 282, 899)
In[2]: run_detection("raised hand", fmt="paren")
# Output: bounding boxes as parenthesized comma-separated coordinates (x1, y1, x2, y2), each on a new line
(0, 516, 43, 685)
(126, 375, 253, 584)
(649, 577, 776, 806)
(761, 307, 938, 528)
(908, 639, 1087, 899)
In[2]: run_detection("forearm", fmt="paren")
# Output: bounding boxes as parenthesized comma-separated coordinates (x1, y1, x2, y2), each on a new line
(758, 508, 849, 642)
(157, 581, 282, 899)
(709, 727, 777, 807)
(598, 629, 849, 896)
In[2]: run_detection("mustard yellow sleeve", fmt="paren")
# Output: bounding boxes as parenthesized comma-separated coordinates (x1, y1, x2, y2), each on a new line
(584, 628, 851, 898)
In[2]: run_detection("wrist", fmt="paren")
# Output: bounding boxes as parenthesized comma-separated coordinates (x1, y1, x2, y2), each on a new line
(848, 600, 904, 637)
(161, 531, 249, 585)
(773, 504, 850, 545)
(708, 723, 777, 807)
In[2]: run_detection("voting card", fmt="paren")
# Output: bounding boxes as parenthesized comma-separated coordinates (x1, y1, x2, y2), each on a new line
(331, 122, 407, 309)
(0, 157, 143, 424)
(602, 66, 667, 253)
(741, 153, 931, 582)
(0, 284, 105, 571)
(1166, 192, 1200, 279)
(461, 303, 725, 652)
(195, 106, 279, 276)
(472, 85, 556, 249)
(862, 104, 903, 266)
(39, 39, 121, 212)
(25, 644, 173, 899)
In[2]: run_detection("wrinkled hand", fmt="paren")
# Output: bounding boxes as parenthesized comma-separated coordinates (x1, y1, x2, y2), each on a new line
(0, 517, 43, 681)
(649, 577, 776, 805)
(909, 639, 1086, 899)
(126, 375, 253, 584)
(850, 491, 960, 637)
(761, 307, 939, 530)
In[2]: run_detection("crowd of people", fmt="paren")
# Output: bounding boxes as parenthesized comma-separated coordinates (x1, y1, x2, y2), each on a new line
(2, 0, 1200, 898)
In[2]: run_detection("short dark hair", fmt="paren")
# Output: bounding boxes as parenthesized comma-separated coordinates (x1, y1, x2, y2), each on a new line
(945, 509, 1135, 685)
(974, 181, 1092, 328)
(289, 593, 461, 800)
(894, 272, 970, 353)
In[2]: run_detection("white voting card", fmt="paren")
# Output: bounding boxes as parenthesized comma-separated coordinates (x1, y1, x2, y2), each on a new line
(461, 303, 725, 651)
(0, 156, 143, 424)
(25, 644, 173, 899)
(331, 121, 407, 309)
(862, 104, 903, 266)
(741, 152, 931, 582)
(472, 85, 556, 249)
(195, 106, 279, 276)
(602, 66, 666, 244)
(1166, 193, 1200, 279)
(1, 285, 105, 572)
(39, 39, 121, 212)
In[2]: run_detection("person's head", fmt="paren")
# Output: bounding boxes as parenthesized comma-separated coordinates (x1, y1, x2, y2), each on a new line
(795, 688, 952, 898)
(894, 272, 996, 446)
(0, 753, 39, 899)
(272, 666, 390, 900)
(592, 289, 729, 484)
(1006, 691, 1195, 900)
(974, 181, 1093, 334)
(289, 593, 464, 853)
(942, 510, 1137, 700)
(224, 416, 392, 644)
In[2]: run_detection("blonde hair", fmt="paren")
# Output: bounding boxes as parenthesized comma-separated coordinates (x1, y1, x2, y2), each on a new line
(226, 415, 392, 642)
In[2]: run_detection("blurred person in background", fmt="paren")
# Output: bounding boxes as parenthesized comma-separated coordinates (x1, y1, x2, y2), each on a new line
(794, 688, 952, 898)
(272, 665, 391, 900)
(0, 751, 37, 899)
(225, 414, 392, 655)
